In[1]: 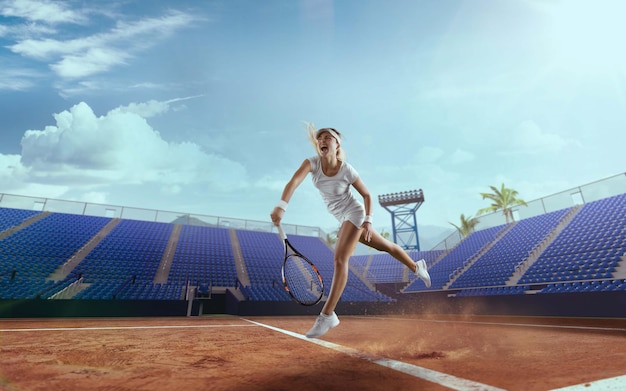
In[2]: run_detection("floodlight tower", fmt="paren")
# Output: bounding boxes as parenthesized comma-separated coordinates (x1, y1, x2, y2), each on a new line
(378, 189, 425, 251)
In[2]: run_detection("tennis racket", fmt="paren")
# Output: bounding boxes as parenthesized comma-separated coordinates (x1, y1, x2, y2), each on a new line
(278, 224, 324, 306)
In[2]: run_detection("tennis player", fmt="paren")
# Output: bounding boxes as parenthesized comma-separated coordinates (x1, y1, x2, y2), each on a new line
(270, 124, 431, 338)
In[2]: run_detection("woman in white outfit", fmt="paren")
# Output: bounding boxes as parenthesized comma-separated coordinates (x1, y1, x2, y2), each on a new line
(270, 124, 431, 338)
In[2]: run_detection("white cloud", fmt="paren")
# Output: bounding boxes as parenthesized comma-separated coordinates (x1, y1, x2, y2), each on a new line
(504, 120, 580, 154)
(161, 184, 182, 196)
(0, 66, 40, 90)
(8, 10, 201, 79)
(449, 148, 475, 165)
(78, 191, 109, 204)
(18, 100, 248, 192)
(0, 152, 71, 198)
(50, 47, 130, 79)
(253, 176, 291, 192)
(128, 82, 169, 90)
(115, 95, 204, 118)
(114, 100, 172, 119)
(0, 0, 86, 24)
(55, 80, 192, 99)
(0, 153, 27, 181)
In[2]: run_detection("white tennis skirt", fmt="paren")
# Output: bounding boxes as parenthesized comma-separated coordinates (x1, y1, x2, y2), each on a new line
(332, 201, 365, 229)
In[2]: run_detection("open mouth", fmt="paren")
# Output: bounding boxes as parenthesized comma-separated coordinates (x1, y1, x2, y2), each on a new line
(320, 146, 328, 153)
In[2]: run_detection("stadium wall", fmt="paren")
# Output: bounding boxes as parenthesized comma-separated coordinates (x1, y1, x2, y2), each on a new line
(0, 297, 224, 318)
(3, 291, 624, 318)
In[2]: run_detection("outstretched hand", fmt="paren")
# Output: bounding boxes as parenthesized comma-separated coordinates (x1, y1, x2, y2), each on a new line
(270, 207, 284, 226)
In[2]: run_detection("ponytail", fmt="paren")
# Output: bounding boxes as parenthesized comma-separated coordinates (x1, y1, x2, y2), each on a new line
(304, 122, 346, 161)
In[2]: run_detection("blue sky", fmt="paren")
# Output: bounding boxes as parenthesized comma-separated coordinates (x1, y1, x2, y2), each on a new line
(1, 0, 625, 247)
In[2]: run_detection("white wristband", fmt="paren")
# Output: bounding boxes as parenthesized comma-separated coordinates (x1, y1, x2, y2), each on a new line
(276, 200, 288, 211)
(364, 215, 372, 224)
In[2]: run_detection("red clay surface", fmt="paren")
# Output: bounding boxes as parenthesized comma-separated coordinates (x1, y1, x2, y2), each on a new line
(1, 315, 625, 391)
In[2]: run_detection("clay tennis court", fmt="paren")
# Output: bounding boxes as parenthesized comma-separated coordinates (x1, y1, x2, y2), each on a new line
(1, 314, 625, 391)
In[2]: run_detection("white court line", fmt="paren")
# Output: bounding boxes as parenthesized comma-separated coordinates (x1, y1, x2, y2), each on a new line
(353, 316, 626, 332)
(549, 374, 626, 390)
(243, 318, 505, 391)
(0, 324, 255, 332)
(358, 316, 626, 389)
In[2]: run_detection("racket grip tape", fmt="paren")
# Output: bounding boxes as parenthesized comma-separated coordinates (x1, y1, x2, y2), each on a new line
(277, 224, 287, 241)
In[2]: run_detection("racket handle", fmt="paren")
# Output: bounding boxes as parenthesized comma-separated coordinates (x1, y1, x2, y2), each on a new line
(277, 224, 287, 240)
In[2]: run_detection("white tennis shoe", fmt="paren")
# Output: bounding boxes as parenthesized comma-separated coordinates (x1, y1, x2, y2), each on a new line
(415, 259, 431, 288)
(306, 312, 340, 338)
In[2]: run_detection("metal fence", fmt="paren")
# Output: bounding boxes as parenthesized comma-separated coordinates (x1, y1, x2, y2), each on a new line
(432, 172, 626, 251)
(0, 193, 325, 239)
(2, 171, 624, 248)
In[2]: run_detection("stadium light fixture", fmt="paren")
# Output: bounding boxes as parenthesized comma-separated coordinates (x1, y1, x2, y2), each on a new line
(378, 189, 424, 208)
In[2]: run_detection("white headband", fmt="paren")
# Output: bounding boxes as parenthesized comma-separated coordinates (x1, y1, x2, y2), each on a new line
(316, 128, 342, 145)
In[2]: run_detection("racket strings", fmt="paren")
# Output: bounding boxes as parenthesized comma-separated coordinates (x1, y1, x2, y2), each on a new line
(284, 255, 323, 305)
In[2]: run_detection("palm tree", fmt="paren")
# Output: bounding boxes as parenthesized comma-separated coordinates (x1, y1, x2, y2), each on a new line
(477, 183, 528, 223)
(449, 214, 479, 238)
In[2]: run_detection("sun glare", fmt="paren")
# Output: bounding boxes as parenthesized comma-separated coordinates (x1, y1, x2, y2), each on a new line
(545, 0, 626, 75)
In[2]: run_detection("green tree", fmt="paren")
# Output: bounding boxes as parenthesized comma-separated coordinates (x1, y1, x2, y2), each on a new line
(449, 214, 479, 238)
(326, 229, 338, 247)
(477, 183, 528, 223)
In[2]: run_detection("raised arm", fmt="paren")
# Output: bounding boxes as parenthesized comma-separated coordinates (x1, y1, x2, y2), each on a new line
(352, 177, 372, 216)
(351, 177, 374, 241)
(270, 159, 312, 226)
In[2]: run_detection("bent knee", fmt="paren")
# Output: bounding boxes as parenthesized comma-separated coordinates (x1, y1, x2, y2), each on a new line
(333, 256, 350, 269)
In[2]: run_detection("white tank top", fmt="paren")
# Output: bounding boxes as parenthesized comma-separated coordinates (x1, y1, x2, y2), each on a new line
(308, 155, 362, 221)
